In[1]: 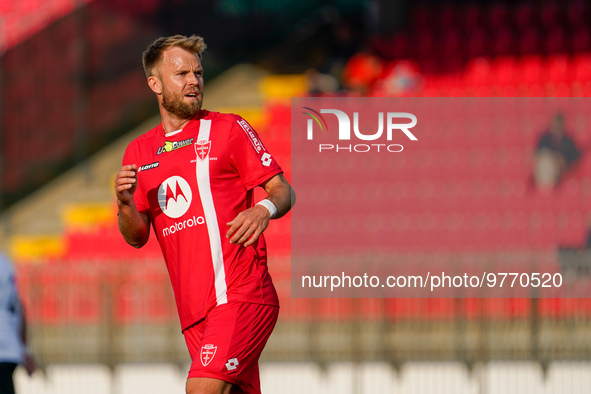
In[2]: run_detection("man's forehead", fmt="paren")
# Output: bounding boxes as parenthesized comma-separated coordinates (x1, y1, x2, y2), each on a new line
(161, 47, 201, 69)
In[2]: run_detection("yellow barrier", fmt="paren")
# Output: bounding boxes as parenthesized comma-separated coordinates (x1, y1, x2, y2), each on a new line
(10, 235, 64, 262)
(62, 202, 113, 230)
(259, 74, 307, 101)
(214, 107, 265, 130)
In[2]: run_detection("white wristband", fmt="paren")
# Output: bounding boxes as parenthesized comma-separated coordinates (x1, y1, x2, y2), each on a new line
(256, 199, 277, 218)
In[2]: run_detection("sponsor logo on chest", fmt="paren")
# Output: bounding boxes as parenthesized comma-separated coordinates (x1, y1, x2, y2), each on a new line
(156, 138, 195, 155)
(158, 176, 192, 218)
(157, 176, 205, 237)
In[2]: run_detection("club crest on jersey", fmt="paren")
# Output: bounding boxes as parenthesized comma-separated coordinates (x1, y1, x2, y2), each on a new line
(195, 140, 211, 161)
(201, 344, 217, 367)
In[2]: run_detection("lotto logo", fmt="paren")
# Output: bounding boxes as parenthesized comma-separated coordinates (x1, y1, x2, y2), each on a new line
(261, 152, 272, 167)
(225, 358, 239, 371)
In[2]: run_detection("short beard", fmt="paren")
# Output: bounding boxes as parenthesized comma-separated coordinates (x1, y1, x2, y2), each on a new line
(161, 87, 202, 119)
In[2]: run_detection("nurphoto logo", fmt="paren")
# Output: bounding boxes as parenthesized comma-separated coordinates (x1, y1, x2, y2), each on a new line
(302, 107, 418, 153)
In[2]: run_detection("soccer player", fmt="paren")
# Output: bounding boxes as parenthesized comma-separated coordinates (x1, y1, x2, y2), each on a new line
(0, 252, 36, 394)
(114, 35, 294, 394)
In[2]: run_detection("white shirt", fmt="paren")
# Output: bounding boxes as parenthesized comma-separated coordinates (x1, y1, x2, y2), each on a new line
(0, 253, 24, 363)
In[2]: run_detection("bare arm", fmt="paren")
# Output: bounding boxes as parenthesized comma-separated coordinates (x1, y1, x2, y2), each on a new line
(114, 164, 150, 248)
(262, 173, 296, 219)
(226, 173, 295, 246)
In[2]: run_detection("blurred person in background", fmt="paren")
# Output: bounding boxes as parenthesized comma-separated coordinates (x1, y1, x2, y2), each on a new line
(114, 35, 294, 394)
(0, 252, 36, 394)
(375, 60, 422, 96)
(306, 68, 339, 96)
(533, 113, 582, 189)
(342, 51, 383, 95)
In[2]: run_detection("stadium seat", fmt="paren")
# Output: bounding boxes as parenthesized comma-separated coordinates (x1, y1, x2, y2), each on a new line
(410, 5, 431, 31)
(514, 3, 536, 28)
(488, 3, 509, 30)
(467, 28, 488, 59)
(463, 4, 483, 31)
(544, 27, 567, 55)
(371, 34, 408, 60)
(491, 27, 515, 57)
(517, 55, 545, 86)
(388, 33, 410, 59)
(572, 54, 591, 82)
(572, 27, 591, 53)
(463, 58, 493, 88)
(441, 29, 461, 60)
(519, 27, 542, 56)
(414, 31, 436, 61)
(567, 1, 588, 27)
(438, 5, 458, 30)
(539, 1, 561, 28)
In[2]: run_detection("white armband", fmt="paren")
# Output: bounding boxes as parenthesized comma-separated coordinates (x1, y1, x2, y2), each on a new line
(256, 199, 277, 218)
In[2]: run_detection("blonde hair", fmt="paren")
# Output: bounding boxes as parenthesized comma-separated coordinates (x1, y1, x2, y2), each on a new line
(142, 34, 207, 78)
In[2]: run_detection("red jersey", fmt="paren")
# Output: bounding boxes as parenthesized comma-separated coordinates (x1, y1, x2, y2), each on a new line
(122, 110, 282, 330)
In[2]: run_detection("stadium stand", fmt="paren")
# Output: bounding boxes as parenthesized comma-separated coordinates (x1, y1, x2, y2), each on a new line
(0, 0, 96, 53)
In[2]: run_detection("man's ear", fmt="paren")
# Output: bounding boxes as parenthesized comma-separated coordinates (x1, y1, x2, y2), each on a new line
(148, 75, 162, 95)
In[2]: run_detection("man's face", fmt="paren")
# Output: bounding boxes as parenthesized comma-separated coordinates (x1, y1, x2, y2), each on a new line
(155, 47, 204, 119)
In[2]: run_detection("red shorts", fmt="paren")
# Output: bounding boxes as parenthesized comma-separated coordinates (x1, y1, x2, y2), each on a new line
(183, 302, 279, 394)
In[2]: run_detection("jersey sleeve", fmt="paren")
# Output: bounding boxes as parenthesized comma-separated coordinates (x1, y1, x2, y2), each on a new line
(229, 117, 283, 190)
(122, 143, 150, 215)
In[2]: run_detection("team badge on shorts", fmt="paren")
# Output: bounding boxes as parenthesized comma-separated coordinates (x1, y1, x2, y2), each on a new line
(195, 140, 211, 161)
(200, 344, 217, 366)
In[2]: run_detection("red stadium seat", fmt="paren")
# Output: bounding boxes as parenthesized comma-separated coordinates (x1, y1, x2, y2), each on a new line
(546, 83, 572, 97)
(441, 29, 461, 59)
(488, 3, 509, 30)
(546, 54, 572, 85)
(372, 33, 409, 59)
(572, 27, 591, 53)
(490, 56, 518, 87)
(414, 31, 436, 61)
(439, 5, 458, 30)
(467, 28, 488, 59)
(573, 54, 591, 82)
(514, 3, 535, 28)
(539, 1, 560, 28)
(517, 55, 545, 86)
(463, 4, 483, 31)
(463, 58, 493, 87)
(567, 1, 588, 27)
(491, 27, 515, 57)
(519, 27, 542, 56)
(411, 5, 432, 30)
(544, 27, 567, 55)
